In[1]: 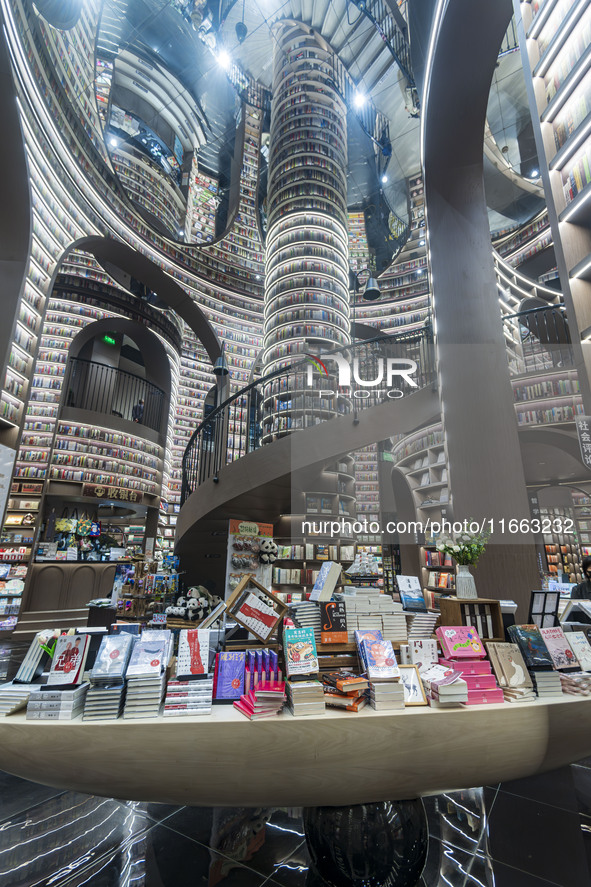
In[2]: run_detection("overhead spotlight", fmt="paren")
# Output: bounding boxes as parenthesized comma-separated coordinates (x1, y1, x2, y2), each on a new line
(353, 91, 366, 109)
(381, 174, 388, 184)
(419, 239, 425, 246)
(235, 20, 248, 43)
(109, 136, 118, 147)
(178, 228, 184, 236)
(530, 168, 539, 178)
(217, 49, 231, 70)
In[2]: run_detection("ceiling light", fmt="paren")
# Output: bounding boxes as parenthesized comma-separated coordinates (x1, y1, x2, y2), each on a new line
(217, 49, 231, 71)
(353, 91, 366, 109)
(381, 174, 388, 184)
(530, 169, 539, 178)
(109, 137, 118, 147)
(419, 239, 425, 246)
(235, 21, 248, 43)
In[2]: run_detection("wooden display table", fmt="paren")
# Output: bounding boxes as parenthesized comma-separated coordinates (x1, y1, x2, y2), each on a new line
(1, 696, 591, 807)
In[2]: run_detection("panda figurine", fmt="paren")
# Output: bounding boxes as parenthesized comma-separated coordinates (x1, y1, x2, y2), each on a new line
(186, 597, 205, 621)
(259, 538, 278, 564)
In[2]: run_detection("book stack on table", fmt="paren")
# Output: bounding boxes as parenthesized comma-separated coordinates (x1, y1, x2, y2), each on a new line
(368, 680, 405, 711)
(560, 672, 591, 696)
(123, 633, 172, 719)
(83, 633, 134, 721)
(355, 630, 403, 710)
(322, 671, 369, 712)
(234, 681, 286, 719)
(406, 612, 439, 640)
(0, 683, 30, 716)
(164, 677, 214, 717)
(507, 624, 564, 699)
(285, 680, 326, 716)
(291, 601, 322, 646)
(436, 626, 504, 705)
(343, 592, 408, 644)
(486, 642, 536, 703)
(421, 665, 468, 707)
(27, 683, 89, 720)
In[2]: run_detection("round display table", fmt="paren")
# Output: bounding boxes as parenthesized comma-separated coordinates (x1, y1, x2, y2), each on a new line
(0, 696, 590, 806)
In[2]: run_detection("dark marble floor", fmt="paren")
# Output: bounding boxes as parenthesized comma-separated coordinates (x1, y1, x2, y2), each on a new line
(2, 642, 591, 886)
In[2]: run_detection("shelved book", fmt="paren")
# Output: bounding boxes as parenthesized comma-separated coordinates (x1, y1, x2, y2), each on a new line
(283, 627, 319, 677)
(507, 624, 555, 670)
(320, 601, 347, 644)
(47, 634, 91, 685)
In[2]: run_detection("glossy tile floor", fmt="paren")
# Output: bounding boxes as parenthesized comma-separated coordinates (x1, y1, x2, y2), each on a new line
(2, 642, 591, 886)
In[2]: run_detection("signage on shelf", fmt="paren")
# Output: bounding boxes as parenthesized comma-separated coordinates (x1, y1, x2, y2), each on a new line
(576, 416, 591, 470)
(82, 484, 144, 504)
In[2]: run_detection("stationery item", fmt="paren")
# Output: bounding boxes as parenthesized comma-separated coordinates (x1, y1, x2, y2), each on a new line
(435, 626, 486, 659)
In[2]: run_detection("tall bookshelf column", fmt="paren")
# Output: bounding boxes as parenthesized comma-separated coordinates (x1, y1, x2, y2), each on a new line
(263, 22, 350, 379)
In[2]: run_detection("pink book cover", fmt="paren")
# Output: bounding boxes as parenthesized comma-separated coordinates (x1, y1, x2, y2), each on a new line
(463, 688, 505, 705)
(439, 657, 492, 675)
(436, 626, 486, 659)
(462, 674, 498, 690)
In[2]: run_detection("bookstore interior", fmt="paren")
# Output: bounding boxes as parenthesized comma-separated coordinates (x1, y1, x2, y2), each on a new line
(2, 0, 591, 884)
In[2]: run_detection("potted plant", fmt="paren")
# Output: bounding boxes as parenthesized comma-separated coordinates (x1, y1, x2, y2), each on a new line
(437, 527, 490, 599)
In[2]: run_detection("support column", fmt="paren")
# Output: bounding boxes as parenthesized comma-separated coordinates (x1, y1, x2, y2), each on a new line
(423, 0, 539, 615)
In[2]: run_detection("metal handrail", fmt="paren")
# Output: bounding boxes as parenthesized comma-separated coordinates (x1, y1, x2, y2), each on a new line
(181, 326, 435, 500)
(502, 304, 573, 376)
(62, 357, 166, 432)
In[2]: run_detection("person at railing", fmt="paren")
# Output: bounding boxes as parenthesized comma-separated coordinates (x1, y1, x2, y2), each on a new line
(132, 399, 144, 423)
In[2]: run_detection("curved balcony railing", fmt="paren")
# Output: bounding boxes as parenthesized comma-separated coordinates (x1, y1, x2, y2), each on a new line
(62, 357, 166, 432)
(181, 327, 436, 501)
(502, 305, 573, 375)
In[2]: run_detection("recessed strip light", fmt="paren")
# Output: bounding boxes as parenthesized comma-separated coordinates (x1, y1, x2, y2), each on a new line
(536, 0, 588, 77)
(550, 115, 591, 171)
(561, 185, 591, 223)
(529, 0, 558, 39)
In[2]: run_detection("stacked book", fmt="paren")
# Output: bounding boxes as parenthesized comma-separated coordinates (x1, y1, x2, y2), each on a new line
(0, 683, 31, 716)
(342, 593, 407, 643)
(560, 672, 591, 696)
(27, 683, 89, 720)
(420, 665, 468, 707)
(82, 633, 134, 721)
(322, 671, 369, 711)
(123, 633, 171, 719)
(507, 624, 563, 699)
(285, 680, 326, 716)
(406, 612, 439, 640)
(486, 642, 536, 703)
(368, 680, 404, 710)
(234, 680, 286, 719)
(164, 676, 214, 717)
(436, 626, 504, 705)
(291, 601, 322, 645)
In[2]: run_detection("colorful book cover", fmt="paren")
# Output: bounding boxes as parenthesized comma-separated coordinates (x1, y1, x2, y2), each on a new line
(322, 670, 369, 693)
(283, 627, 319, 677)
(320, 601, 347, 644)
(540, 626, 579, 670)
(566, 632, 591, 671)
(213, 651, 245, 701)
(47, 634, 91, 685)
(435, 626, 486, 659)
(354, 628, 384, 669)
(507, 624, 555, 670)
(176, 630, 210, 679)
(233, 592, 278, 641)
(361, 638, 400, 681)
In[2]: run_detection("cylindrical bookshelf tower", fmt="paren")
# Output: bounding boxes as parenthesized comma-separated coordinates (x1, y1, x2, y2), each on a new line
(263, 22, 350, 378)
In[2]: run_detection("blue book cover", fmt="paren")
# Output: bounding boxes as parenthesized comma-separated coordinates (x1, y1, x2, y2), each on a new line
(354, 629, 384, 670)
(214, 651, 245, 701)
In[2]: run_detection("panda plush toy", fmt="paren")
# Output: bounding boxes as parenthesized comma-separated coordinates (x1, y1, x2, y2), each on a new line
(258, 538, 278, 564)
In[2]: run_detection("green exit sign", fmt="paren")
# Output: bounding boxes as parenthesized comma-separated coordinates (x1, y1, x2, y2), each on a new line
(103, 335, 116, 346)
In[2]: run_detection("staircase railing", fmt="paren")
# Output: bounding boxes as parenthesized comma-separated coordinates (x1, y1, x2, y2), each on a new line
(502, 305, 573, 375)
(181, 326, 435, 501)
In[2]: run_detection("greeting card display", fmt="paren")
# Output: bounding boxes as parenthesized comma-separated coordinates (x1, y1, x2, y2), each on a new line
(225, 575, 288, 642)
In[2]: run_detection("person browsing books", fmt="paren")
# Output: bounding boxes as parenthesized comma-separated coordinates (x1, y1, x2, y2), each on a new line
(571, 558, 591, 600)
